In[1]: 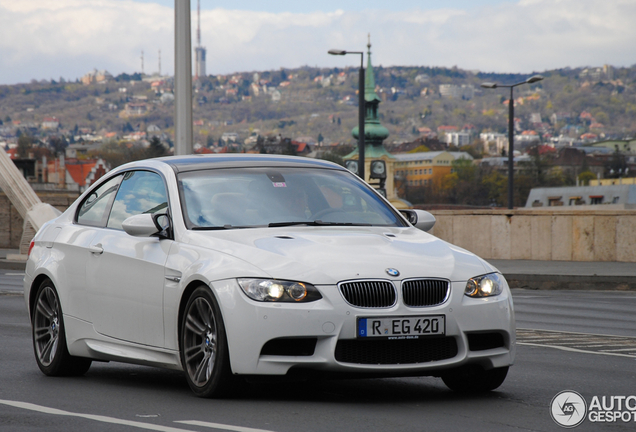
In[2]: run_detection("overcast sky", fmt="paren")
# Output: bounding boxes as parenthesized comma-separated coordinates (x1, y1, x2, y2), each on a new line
(0, 0, 634, 85)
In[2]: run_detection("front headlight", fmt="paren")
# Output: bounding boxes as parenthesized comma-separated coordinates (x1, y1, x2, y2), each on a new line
(465, 273, 503, 297)
(238, 278, 322, 302)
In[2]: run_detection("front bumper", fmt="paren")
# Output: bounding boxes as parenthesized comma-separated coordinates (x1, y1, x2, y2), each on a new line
(211, 279, 515, 376)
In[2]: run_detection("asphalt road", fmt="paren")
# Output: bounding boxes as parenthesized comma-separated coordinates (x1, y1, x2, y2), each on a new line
(1, 269, 635, 432)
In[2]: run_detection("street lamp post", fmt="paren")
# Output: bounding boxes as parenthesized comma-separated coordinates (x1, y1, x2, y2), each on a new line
(174, 0, 193, 155)
(328, 49, 365, 180)
(481, 75, 544, 209)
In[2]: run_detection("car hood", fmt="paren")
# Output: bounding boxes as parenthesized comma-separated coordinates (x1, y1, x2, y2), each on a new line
(184, 226, 493, 285)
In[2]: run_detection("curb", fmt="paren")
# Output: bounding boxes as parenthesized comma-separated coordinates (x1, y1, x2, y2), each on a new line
(0, 259, 26, 271)
(504, 273, 636, 291)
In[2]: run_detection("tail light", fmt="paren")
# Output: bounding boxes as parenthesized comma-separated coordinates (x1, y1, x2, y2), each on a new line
(27, 240, 34, 257)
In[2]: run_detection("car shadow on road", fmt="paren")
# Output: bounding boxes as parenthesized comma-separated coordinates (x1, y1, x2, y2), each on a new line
(82, 363, 510, 404)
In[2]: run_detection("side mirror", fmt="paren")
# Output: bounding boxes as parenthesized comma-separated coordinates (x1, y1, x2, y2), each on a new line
(399, 209, 436, 232)
(122, 213, 170, 237)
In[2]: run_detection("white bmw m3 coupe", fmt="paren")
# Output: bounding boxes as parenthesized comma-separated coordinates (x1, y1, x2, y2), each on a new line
(24, 154, 515, 397)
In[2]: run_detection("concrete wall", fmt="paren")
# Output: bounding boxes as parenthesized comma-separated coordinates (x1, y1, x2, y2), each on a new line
(2, 195, 635, 262)
(0, 192, 79, 248)
(428, 208, 636, 262)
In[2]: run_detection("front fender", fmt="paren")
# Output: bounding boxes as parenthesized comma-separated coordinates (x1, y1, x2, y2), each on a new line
(162, 242, 268, 351)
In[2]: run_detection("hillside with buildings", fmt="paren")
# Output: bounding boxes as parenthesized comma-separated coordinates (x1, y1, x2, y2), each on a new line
(1, 60, 636, 207)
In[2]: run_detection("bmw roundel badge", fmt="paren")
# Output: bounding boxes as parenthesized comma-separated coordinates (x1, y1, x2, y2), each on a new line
(386, 268, 400, 277)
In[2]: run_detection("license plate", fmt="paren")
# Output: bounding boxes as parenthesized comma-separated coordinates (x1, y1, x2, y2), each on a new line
(357, 315, 445, 339)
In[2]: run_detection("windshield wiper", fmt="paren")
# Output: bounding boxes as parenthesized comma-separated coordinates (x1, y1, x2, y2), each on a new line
(268, 220, 372, 227)
(192, 224, 258, 230)
(192, 225, 233, 230)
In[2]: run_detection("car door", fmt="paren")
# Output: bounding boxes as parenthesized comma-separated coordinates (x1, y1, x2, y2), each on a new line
(60, 174, 123, 321)
(85, 170, 172, 347)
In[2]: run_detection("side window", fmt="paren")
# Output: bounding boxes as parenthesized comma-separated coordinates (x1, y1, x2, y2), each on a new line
(107, 171, 168, 230)
(77, 175, 123, 227)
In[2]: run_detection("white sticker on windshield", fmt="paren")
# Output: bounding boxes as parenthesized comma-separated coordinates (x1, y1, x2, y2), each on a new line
(273, 182, 287, 187)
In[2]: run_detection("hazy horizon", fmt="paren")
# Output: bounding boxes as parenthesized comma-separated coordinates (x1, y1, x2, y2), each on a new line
(0, 0, 633, 85)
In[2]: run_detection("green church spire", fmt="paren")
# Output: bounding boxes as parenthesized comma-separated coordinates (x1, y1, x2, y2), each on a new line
(352, 34, 389, 147)
(364, 35, 381, 104)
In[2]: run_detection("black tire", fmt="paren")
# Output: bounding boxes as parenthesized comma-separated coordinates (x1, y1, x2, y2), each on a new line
(180, 286, 234, 398)
(32, 279, 92, 377)
(442, 365, 509, 393)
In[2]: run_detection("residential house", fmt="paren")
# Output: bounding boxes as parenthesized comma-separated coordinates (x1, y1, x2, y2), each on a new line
(124, 102, 148, 117)
(480, 132, 507, 155)
(41, 117, 60, 130)
(65, 158, 109, 191)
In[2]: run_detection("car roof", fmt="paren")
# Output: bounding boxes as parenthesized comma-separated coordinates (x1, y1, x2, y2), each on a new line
(154, 154, 346, 173)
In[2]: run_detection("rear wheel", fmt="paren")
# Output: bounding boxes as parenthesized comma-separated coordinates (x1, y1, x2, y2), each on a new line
(180, 286, 234, 397)
(442, 365, 509, 393)
(32, 279, 92, 376)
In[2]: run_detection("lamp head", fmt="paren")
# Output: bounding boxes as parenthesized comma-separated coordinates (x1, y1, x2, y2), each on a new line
(480, 82, 497, 89)
(328, 49, 347, 55)
(526, 75, 544, 84)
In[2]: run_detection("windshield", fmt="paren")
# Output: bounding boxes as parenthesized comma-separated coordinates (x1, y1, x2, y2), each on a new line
(177, 167, 405, 229)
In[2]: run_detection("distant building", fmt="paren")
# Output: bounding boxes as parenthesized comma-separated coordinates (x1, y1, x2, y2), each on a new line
(530, 113, 542, 124)
(194, 0, 206, 78)
(414, 74, 430, 84)
(445, 132, 471, 147)
(480, 132, 507, 155)
(550, 112, 571, 125)
(526, 184, 636, 209)
(41, 117, 59, 130)
(195, 46, 206, 78)
(394, 151, 473, 188)
(439, 84, 474, 100)
(81, 69, 113, 85)
(65, 158, 109, 191)
(221, 132, 239, 144)
(123, 103, 148, 117)
(591, 139, 636, 154)
(35, 155, 109, 192)
(479, 155, 533, 175)
(516, 130, 540, 144)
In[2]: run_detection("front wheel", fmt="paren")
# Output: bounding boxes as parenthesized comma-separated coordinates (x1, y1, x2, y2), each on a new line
(180, 286, 234, 398)
(442, 365, 509, 393)
(32, 279, 92, 376)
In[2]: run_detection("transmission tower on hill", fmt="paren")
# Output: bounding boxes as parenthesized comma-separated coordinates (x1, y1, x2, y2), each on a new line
(194, 0, 206, 79)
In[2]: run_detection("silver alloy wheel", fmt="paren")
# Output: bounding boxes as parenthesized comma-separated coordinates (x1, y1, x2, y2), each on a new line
(33, 286, 60, 367)
(183, 297, 217, 387)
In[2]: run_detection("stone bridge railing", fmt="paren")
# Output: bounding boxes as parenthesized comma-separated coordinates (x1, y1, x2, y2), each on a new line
(428, 209, 636, 262)
(2, 196, 635, 262)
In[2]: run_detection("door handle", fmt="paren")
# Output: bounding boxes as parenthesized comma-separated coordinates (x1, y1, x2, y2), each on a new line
(88, 243, 104, 255)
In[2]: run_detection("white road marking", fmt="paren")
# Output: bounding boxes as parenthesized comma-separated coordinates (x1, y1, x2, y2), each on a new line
(601, 347, 636, 352)
(0, 399, 195, 432)
(518, 327, 636, 339)
(0, 399, 280, 432)
(518, 342, 636, 358)
(176, 420, 277, 432)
